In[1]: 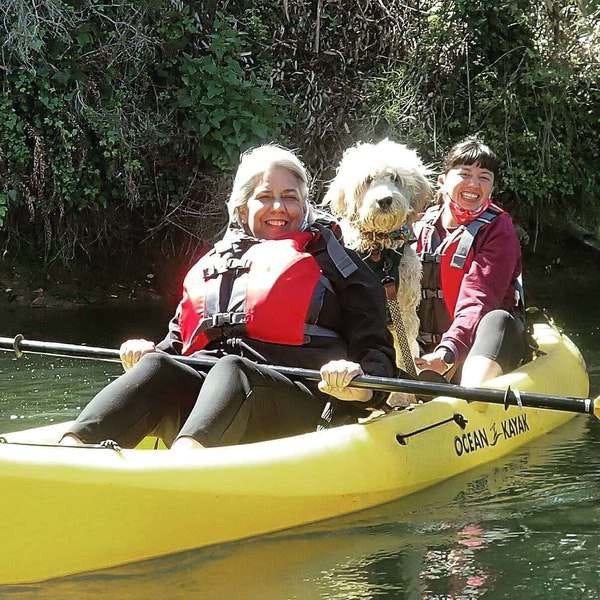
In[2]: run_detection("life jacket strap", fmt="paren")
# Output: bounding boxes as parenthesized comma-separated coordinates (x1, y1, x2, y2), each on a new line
(303, 324, 341, 340)
(322, 228, 358, 278)
(418, 332, 443, 345)
(195, 313, 340, 344)
(306, 276, 334, 324)
(449, 207, 501, 269)
(420, 252, 441, 264)
(204, 312, 247, 329)
(514, 274, 525, 308)
(450, 228, 476, 269)
(202, 257, 251, 279)
(421, 289, 444, 299)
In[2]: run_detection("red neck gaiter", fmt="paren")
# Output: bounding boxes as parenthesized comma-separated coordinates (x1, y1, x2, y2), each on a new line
(448, 198, 491, 226)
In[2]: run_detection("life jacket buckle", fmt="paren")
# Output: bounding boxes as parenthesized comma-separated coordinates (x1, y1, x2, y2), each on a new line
(202, 266, 218, 279)
(224, 257, 251, 274)
(421, 289, 444, 299)
(204, 258, 251, 279)
(210, 313, 247, 328)
(421, 252, 441, 263)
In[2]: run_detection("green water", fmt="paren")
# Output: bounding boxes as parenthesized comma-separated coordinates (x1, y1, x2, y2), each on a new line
(0, 274, 599, 599)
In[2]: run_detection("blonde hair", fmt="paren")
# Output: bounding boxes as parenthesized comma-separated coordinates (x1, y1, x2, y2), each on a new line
(227, 145, 313, 228)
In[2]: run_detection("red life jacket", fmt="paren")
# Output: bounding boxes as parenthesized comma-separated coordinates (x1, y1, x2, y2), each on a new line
(415, 203, 524, 349)
(179, 225, 357, 355)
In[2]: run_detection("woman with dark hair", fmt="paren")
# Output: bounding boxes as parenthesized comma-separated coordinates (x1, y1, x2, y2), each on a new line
(60, 145, 396, 450)
(414, 138, 527, 386)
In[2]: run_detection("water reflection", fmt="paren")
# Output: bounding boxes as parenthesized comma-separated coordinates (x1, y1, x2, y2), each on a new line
(0, 305, 168, 432)
(0, 353, 121, 432)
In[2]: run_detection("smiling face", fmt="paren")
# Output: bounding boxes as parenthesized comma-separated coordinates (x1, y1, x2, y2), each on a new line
(439, 163, 495, 213)
(240, 166, 305, 240)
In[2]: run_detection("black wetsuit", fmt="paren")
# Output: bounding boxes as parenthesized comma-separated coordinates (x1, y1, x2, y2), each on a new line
(66, 239, 396, 447)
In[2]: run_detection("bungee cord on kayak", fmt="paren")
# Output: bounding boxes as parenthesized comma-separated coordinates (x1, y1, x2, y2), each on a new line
(395, 413, 468, 446)
(0, 436, 123, 452)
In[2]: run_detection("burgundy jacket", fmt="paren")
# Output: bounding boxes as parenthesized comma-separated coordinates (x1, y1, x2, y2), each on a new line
(422, 208, 522, 362)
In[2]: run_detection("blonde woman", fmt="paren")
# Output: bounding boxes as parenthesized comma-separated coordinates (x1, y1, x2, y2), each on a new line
(61, 145, 396, 449)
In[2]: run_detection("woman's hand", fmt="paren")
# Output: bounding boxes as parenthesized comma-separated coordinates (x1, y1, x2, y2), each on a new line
(318, 360, 373, 402)
(415, 349, 452, 376)
(119, 339, 156, 371)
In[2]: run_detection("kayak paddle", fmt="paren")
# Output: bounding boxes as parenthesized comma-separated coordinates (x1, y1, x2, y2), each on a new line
(0, 335, 598, 419)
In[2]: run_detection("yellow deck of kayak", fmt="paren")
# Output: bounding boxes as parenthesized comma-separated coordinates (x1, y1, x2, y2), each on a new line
(0, 323, 589, 584)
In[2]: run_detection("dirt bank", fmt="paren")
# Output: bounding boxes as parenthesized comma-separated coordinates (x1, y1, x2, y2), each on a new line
(0, 225, 597, 310)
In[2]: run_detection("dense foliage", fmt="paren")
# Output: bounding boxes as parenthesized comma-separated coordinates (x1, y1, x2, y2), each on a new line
(0, 0, 598, 265)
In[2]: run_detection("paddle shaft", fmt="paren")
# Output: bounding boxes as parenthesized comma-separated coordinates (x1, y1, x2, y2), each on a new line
(0, 336, 598, 418)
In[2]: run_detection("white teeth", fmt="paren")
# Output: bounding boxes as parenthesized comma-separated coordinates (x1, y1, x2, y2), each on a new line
(266, 220, 286, 226)
(461, 192, 479, 200)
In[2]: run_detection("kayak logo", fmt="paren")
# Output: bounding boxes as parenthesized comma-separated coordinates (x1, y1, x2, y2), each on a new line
(489, 414, 530, 446)
(454, 414, 530, 457)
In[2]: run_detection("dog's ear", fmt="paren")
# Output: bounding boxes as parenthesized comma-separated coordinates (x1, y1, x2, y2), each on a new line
(411, 172, 434, 214)
(323, 181, 347, 217)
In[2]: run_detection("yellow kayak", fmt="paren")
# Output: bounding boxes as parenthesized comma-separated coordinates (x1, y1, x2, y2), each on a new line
(0, 323, 589, 584)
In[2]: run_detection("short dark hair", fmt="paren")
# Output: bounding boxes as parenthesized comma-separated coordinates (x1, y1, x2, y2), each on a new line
(443, 137, 499, 177)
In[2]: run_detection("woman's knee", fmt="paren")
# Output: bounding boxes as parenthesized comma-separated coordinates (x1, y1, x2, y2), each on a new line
(210, 354, 248, 375)
(478, 309, 513, 332)
(473, 310, 525, 371)
(137, 351, 177, 371)
(198, 355, 251, 394)
(129, 352, 205, 395)
(135, 352, 196, 382)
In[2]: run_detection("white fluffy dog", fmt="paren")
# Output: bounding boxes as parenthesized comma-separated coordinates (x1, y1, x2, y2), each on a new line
(323, 139, 432, 378)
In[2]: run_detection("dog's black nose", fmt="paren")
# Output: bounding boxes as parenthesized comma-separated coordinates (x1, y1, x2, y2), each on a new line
(377, 196, 393, 209)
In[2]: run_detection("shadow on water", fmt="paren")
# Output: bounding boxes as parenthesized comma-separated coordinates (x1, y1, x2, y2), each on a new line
(0, 305, 170, 347)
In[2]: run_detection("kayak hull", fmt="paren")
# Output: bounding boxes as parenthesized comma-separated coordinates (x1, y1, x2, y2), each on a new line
(0, 323, 589, 584)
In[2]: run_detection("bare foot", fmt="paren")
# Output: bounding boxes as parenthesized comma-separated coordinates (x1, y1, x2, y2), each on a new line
(59, 433, 85, 446)
(171, 437, 205, 451)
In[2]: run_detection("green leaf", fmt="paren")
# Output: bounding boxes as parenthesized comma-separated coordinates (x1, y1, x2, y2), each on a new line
(202, 58, 217, 75)
(206, 82, 222, 99)
(77, 31, 93, 47)
(51, 71, 71, 85)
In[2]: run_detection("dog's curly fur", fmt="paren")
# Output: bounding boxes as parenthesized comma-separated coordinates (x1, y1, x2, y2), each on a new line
(323, 139, 432, 383)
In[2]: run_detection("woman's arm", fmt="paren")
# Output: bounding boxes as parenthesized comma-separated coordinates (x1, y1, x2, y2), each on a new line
(344, 251, 397, 374)
(321, 250, 397, 405)
(155, 303, 184, 355)
(440, 213, 521, 362)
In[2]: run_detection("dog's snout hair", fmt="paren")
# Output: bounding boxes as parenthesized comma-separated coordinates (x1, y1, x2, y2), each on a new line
(357, 176, 413, 233)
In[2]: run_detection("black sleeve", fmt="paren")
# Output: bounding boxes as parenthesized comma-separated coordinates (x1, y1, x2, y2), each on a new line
(155, 302, 184, 355)
(335, 248, 398, 407)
